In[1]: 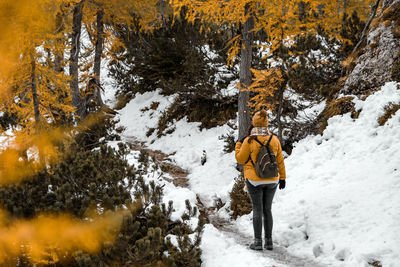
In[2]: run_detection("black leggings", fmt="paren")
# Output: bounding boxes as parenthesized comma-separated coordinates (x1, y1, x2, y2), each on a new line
(245, 180, 277, 239)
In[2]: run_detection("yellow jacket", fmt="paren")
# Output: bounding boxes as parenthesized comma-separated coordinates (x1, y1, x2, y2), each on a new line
(235, 135, 286, 182)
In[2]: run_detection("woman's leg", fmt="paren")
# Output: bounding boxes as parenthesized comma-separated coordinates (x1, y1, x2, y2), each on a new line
(262, 184, 277, 239)
(245, 180, 263, 240)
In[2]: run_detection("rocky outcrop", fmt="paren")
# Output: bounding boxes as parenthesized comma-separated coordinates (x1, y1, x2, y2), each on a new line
(342, 0, 400, 94)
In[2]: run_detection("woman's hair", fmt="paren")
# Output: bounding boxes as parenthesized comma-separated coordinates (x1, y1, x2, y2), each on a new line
(247, 125, 255, 143)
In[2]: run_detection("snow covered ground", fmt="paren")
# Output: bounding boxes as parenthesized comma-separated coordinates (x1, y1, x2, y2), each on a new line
(113, 82, 400, 266)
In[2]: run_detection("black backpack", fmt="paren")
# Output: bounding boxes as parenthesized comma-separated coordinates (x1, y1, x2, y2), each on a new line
(248, 135, 279, 179)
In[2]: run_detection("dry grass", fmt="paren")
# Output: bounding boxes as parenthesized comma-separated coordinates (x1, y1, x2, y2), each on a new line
(378, 102, 400, 126)
(319, 97, 356, 133)
(393, 25, 400, 38)
(114, 94, 131, 110)
(369, 17, 381, 29)
(368, 260, 382, 267)
(382, 1, 400, 25)
(392, 57, 400, 82)
(229, 175, 252, 220)
(383, 20, 392, 27)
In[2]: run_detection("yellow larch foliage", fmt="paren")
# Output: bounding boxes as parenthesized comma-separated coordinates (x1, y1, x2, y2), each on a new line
(171, 0, 376, 111)
(0, 127, 66, 185)
(171, 0, 376, 60)
(0, 208, 130, 264)
(0, 2, 141, 260)
(246, 68, 285, 111)
(0, 0, 72, 101)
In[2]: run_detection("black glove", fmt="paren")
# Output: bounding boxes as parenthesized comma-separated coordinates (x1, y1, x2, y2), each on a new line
(237, 136, 246, 143)
(279, 180, 286, 190)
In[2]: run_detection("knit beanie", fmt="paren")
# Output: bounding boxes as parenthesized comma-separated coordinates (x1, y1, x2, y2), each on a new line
(252, 109, 268, 127)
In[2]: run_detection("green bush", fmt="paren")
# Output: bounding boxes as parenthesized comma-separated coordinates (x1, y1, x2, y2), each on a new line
(0, 131, 203, 266)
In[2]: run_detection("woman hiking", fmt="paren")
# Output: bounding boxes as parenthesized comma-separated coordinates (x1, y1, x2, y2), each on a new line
(235, 109, 286, 251)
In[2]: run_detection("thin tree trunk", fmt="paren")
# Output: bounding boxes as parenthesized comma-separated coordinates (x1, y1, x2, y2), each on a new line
(351, 0, 381, 56)
(31, 56, 45, 162)
(69, 2, 83, 117)
(238, 4, 254, 140)
(31, 59, 41, 124)
(54, 10, 65, 73)
(276, 75, 287, 143)
(93, 8, 104, 106)
(159, 0, 168, 28)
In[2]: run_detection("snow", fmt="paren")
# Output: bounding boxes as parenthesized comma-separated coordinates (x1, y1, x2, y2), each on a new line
(201, 224, 284, 267)
(117, 90, 237, 207)
(116, 79, 400, 266)
(273, 82, 400, 266)
(0, 129, 14, 151)
(101, 61, 118, 107)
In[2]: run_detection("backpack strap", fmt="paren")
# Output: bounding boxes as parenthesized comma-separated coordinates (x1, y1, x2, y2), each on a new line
(253, 135, 274, 147)
(246, 135, 274, 167)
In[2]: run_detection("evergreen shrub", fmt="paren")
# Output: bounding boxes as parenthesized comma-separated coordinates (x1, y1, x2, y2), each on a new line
(109, 14, 237, 130)
(0, 123, 203, 266)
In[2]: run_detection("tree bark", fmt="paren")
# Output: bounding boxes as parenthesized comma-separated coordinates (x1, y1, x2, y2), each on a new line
(31, 59, 41, 125)
(69, 2, 84, 117)
(93, 8, 104, 106)
(276, 74, 288, 143)
(54, 10, 65, 73)
(351, 0, 381, 56)
(238, 5, 254, 140)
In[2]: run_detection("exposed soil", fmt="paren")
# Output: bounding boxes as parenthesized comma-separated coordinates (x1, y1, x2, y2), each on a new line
(125, 136, 189, 188)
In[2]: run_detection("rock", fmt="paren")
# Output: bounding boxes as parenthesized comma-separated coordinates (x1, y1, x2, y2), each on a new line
(342, 0, 400, 95)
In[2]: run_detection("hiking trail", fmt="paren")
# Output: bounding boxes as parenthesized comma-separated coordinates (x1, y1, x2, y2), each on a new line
(124, 135, 328, 267)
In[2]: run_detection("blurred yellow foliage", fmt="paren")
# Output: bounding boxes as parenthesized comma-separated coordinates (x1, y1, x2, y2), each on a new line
(0, 208, 129, 264)
(0, 0, 165, 264)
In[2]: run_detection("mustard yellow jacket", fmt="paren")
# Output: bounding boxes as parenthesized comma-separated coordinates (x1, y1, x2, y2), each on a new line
(235, 135, 286, 182)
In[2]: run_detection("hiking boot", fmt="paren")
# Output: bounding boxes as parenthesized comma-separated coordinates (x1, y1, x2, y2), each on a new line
(264, 238, 273, 250)
(249, 238, 263, 250)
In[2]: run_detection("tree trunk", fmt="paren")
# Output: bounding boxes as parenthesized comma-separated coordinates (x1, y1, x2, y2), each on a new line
(276, 75, 288, 143)
(351, 0, 381, 56)
(93, 8, 104, 106)
(69, 2, 83, 117)
(54, 10, 65, 73)
(238, 5, 254, 140)
(31, 59, 41, 125)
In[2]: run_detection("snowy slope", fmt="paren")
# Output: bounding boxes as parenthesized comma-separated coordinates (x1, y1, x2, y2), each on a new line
(115, 82, 400, 266)
(117, 90, 238, 207)
(275, 82, 400, 266)
(236, 82, 400, 266)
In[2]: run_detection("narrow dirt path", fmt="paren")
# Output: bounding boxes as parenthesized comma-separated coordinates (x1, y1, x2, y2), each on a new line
(207, 212, 328, 267)
(124, 136, 189, 187)
(123, 135, 328, 267)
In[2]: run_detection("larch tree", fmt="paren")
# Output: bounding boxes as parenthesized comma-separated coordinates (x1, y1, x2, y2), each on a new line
(67, 0, 162, 119)
(171, 0, 376, 140)
(0, 0, 75, 135)
(0, 1, 166, 263)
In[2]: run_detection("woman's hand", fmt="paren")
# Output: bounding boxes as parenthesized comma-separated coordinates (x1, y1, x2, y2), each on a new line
(279, 180, 286, 190)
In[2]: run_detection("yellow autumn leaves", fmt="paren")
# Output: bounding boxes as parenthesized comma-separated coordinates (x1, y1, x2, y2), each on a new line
(0, 0, 162, 263)
(0, 209, 129, 264)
